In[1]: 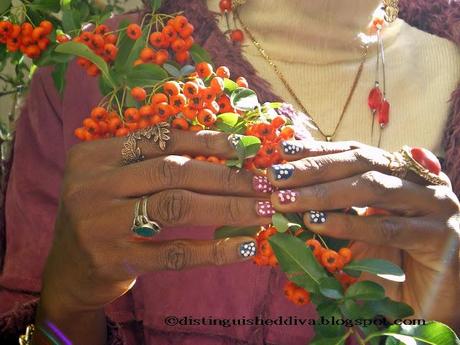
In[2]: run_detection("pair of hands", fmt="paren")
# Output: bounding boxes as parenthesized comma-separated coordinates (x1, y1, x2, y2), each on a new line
(39, 129, 460, 335)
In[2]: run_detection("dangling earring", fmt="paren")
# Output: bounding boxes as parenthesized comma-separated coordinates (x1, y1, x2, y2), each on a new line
(368, 0, 399, 147)
(219, 0, 246, 43)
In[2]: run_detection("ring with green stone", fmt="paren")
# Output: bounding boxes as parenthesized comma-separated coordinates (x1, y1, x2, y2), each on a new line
(131, 197, 161, 237)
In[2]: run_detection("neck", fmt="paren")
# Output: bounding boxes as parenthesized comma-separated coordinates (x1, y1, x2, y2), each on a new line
(209, 0, 402, 64)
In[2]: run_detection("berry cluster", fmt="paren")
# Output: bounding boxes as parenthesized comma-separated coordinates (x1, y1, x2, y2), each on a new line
(135, 15, 194, 66)
(73, 24, 119, 77)
(0, 20, 53, 58)
(75, 63, 246, 140)
(244, 119, 295, 170)
(218, 0, 245, 43)
(252, 226, 279, 266)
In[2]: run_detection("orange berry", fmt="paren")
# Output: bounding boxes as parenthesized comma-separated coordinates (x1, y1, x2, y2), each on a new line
(292, 287, 310, 305)
(230, 29, 244, 42)
(91, 34, 105, 50)
(127, 23, 142, 40)
(32, 27, 46, 41)
(268, 255, 278, 267)
(138, 119, 150, 129)
(57, 34, 70, 43)
(95, 24, 109, 35)
(133, 59, 143, 66)
(189, 124, 203, 132)
(115, 127, 129, 137)
(152, 92, 168, 104)
(74, 127, 87, 140)
(179, 23, 194, 39)
(210, 77, 224, 93)
(183, 36, 194, 50)
(86, 63, 100, 77)
(321, 250, 340, 272)
(156, 102, 172, 118)
(104, 33, 118, 45)
(196, 62, 213, 78)
(197, 109, 216, 127)
(21, 22, 33, 36)
(183, 81, 200, 98)
(155, 49, 169, 65)
(171, 38, 186, 52)
(195, 155, 207, 161)
(83, 118, 100, 134)
(39, 20, 53, 35)
(108, 117, 122, 133)
(236, 76, 248, 88)
(175, 50, 190, 64)
(25, 45, 41, 59)
(169, 94, 187, 112)
(173, 15, 189, 32)
(280, 126, 295, 140)
(163, 81, 181, 96)
(201, 87, 217, 103)
(259, 239, 273, 257)
(38, 38, 50, 51)
(172, 118, 189, 130)
(338, 248, 352, 265)
(140, 47, 156, 62)
(182, 104, 198, 120)
(207, 156, 220, 164)
(103, 43, 118, 61)
(305, 239, 323, 257)
(162, 25, 177, 43)
(124, 107, 140, 122)
(131, 87, 147, 102)
(149, 31, 165, 48)
(90, 107, 108, 121)
(206, 101, 220, 114)
(139, 105, 154, 118)
(216, 66, 230, 79)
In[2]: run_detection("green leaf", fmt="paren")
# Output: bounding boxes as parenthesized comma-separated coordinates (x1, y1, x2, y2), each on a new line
(28, 0, 60, 12)
(226, 159, 242, 168)
(163, 63, 181, 78)
(367, 321, 460, 345)
(99, 76, 113, 96)
(344, 259, 405, 282)
(214, 226, 260, 239)
(231, 87, 259, 111)
(180, 64, 195, 76)
(215, 112, 241, 133)
(125, 93, 139, 108)
(51, 62, 68, 94)
(236, 135, 261, 160)
(0, 0, 11, 14)
(113, 21, 149, 73)
(224, 78, 238, 94)
(271, 212, 301, 233)
(55, 42, 113, 85)
(318, 277, 344, 299)
(190, 44, 213, 64)
(151, 0, 163, 12)
(310, 334, 347, 345)
(345, 280, 385, 301)
(126, 64, 168, 88)
(268, 233, 327, 291)
(61, 7, 80, 32)
(315, 302, 345, 338)
(364, 298, 414, 320)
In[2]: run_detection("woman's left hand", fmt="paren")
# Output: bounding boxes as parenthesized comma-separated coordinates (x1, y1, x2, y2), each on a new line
(267, 140, 460, 329)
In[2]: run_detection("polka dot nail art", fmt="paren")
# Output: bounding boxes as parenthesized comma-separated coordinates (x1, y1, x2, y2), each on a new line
(272, 164, 295, 181)
(253, 175, 276, 193)
(256, 201, 276, 217)
(239, 241, 257, 258)
(281, 141, 303, 155)
(277, 190, 299, 205)
(309, 211, 327, 224)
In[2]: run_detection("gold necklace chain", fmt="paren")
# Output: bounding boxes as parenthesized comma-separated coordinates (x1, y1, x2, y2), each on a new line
(234, 10, 369, 142)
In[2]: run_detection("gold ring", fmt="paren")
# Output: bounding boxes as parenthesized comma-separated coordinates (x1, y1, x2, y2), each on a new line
(121, 123, 171, 165)
(387, 146, 447, 186)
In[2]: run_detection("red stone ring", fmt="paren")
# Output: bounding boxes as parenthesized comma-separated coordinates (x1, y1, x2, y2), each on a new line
(386, 146, 448, 186)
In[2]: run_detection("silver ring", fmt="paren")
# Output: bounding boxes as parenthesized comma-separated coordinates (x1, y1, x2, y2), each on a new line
(131, 196, 161, 237)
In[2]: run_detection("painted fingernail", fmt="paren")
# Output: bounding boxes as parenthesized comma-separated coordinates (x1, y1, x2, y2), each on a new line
(281, 141, 303, 155)
(309, 211, 327, 224)
(239, 241, 257, 258)
(272, 164, 295, 181)
(277, 190, 299, 204)
(253, 175, 275, 193)
(256, 201, 276, 217)
(228, 134, 243, 150)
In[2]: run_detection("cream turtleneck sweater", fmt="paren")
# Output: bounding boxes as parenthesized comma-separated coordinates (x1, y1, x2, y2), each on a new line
(207, 0, 460, 156)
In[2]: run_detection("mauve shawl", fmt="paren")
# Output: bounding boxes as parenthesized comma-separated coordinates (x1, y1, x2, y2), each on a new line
(1, 0, 459, 344)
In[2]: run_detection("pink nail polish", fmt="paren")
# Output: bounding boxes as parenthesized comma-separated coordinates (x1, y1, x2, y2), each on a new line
(278, 190, 298, 204)
(256, 201, 276, 217)
(253, 175, 275, 193)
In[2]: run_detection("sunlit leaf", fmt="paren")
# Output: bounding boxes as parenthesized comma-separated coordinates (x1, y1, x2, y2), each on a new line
(344, 258, 405, 282)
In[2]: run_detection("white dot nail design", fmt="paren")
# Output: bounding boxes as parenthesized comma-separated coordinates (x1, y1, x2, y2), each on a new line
(309, 211, 327, 224)
(272, 164, 295, 181)
(256, 201, 276, 217)
(239, 241, 257, 257)
(278, 190, 298, 204)
(281, 141, 303, 155)
(253, 175, 276, 193)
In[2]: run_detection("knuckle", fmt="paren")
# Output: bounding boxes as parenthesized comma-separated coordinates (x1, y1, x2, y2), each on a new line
(154, 190, 191, 226)
(211, 241, 228, 266)
(353, 148, 378, 168)
(162, 240, 192, 271)
(437, 189, 460, 214)
(219, 168, 240, 193)
(377, 218, 401, 242)
(300, 158, 322, 176)
(359, 170, 390, 197)
(308, 183, 329, 202)
(151, 158, 182, 187)
(198, 132, 220, 151)
(226, 197, 243, 224)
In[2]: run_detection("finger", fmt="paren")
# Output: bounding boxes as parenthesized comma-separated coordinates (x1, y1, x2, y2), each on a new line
(106, 155, 271, 198)
(128, 236, 258, 273)
(278, 140, 367, 161)
(268, 147, 438, 188)
(303, 211, 435, 251)
(87, 129, 239, 166)
(271, 171, 440, 215)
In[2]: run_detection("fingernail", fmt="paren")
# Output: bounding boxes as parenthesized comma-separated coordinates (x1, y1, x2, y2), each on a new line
(228, 134, 243, 150)
(272, 164, 295, 181)
(253, 175, 275, 193)
(239, 241, 257, 258)
(281, 141, 303, 155)
(256, 201, 275, 217)
(277, 190, 298, 205)
(309, 211, 327, 224)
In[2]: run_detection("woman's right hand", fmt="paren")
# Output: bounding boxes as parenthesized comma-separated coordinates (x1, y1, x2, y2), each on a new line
(37, 129, 270, 342)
